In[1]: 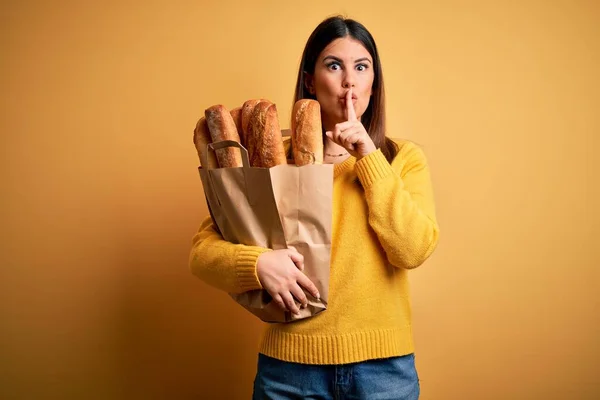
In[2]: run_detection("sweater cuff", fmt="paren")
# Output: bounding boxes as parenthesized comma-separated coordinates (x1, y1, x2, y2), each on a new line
(355, 149, 394, 189)
(236, 247, 271, 291)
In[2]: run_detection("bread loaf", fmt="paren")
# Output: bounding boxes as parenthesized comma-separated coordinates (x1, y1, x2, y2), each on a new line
(246, 101, 287, 168)
(193, 117, 219, 169)
(241, 99, 266, 141)
(230, 106, 244, 146)
(204, 105, 243, 168)
(291, 99, 323, 165)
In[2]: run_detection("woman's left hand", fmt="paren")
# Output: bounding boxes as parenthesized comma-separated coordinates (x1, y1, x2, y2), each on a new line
(325, 87, 377, 160)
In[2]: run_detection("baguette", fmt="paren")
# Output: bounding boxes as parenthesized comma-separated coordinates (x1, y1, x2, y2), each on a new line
(193, 117, 219, 169)
(204, 105, 243, 168)
(241, 99, 267, 141)
(291, 99, 323, 165)
(230, 106, 244, 146)
(247, 101, 287, 168)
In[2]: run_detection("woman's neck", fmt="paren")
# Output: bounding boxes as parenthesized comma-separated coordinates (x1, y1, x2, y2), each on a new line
(323, 138, 348, 157)
(322, 116, 345, 135)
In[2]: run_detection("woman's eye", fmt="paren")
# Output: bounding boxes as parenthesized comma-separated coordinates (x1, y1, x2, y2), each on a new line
(327, 62, 341, 71)
(356, 64, 368, 72)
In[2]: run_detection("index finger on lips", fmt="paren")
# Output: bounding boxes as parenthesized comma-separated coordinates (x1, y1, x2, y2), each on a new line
(336, 120, 355, 129)
(346, 87, 357, 122)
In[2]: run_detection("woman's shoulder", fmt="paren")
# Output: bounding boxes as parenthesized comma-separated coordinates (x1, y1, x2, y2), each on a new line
(386, 137, 429, 163)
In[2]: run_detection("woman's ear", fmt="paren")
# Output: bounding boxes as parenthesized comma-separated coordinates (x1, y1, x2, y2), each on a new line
(304, 72, 315, 94)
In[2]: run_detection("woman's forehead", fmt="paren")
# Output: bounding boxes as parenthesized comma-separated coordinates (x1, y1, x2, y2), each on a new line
(319, 37, 371, 61)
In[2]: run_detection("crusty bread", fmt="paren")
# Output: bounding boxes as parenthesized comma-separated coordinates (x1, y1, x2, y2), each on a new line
(241, 99, 266, 141)
(247, 101, 287, 168)
(291, 99, 323, 165)
(230, 106, 244, 146)
(204, 105, 243, 168)
(193, 117, 219, 169)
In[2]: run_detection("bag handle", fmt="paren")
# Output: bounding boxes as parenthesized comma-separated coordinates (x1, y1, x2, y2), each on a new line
(204, 140, 257, 205)
(200, 140, 251, 170)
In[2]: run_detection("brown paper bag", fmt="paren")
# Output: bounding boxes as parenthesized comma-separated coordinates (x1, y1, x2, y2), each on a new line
(198, 139, 333, 323)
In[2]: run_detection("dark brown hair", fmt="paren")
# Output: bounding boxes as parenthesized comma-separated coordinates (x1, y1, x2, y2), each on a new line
(292, 15, 398, 162)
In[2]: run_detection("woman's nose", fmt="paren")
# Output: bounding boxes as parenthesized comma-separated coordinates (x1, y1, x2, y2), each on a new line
(342, 72, 356, 88)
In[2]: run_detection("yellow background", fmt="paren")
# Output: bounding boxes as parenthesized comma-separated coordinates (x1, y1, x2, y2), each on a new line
(2, 0, 598, 399)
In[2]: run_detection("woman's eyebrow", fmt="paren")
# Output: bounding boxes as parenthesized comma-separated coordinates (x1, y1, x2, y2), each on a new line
(322, 55, 372, 64)
(323, 55, 343, 63)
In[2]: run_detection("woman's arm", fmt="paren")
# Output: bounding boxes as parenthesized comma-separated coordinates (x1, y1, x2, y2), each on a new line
(189, 217, 320, 314)
(189, 216, 271, 294)
(355, 140, 440, 269)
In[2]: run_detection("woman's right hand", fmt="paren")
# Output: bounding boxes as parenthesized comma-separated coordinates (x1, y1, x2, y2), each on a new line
(256, 248, 321, 315)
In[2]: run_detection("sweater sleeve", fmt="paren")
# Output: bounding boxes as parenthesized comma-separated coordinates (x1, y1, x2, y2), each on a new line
(354, 141, 440, 269)
(188, 216, 272, 293)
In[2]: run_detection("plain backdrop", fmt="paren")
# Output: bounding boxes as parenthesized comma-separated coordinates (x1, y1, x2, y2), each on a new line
(1, 1, 598, 399)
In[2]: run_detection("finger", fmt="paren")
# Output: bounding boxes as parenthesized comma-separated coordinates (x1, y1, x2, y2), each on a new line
(288, 246, 304, 271)
(333, 122, 346, 144)
(337, 124, 359, 139)
(272, 294, 288, 312)
(346, 87, 357, 121)
(327, 124, 347, 148)
(333, 126, 356, 149)
(339, 127, 362, 149)
(288, 250, 304, 271)
(335, 121, 355, 132)
(281, 291, 301, 315)
(327, 126, 340, 143)
(297, 273, 320, 300)
(290, 284, 308, 308)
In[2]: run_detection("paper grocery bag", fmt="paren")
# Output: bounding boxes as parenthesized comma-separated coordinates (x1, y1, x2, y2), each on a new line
(198, 140, 333, 323)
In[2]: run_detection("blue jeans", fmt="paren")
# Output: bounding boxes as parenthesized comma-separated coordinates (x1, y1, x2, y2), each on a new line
(252, 353, 420, 399)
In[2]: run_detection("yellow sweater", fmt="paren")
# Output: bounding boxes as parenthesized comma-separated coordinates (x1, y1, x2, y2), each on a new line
(189, 139, 439, 365)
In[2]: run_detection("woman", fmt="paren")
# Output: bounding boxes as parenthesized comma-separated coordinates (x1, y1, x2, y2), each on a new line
(190, 15, 439, 399)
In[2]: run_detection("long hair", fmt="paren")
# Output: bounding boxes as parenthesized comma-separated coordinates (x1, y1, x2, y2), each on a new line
(292, 15, 398, 163)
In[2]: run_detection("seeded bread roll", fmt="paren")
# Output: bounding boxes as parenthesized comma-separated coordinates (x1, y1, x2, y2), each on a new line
(291, 99, 323, 165)
(204, 105, 243, 168)
(193, 117, 219, 169)
(246, 101, 287, 168)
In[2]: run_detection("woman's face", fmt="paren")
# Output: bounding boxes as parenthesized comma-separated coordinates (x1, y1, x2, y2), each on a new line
(307, 37, 375, 127)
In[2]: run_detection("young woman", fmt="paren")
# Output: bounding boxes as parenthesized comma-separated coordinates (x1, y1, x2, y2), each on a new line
(190, 15, 439, 399)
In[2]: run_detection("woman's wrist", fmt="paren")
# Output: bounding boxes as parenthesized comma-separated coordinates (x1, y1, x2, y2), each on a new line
(356, 143, 377, 160)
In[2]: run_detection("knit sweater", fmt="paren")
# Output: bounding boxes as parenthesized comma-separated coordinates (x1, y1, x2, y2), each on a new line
(189, 139, 439, 365)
